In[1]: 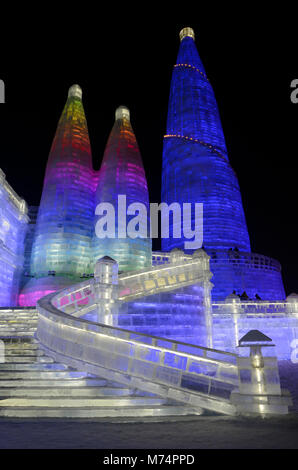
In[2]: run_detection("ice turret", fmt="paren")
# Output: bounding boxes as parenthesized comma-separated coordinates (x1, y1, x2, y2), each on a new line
(30, 84, 94, 278)
(161, 28, 251, 252)
(93, 106, 151, 272)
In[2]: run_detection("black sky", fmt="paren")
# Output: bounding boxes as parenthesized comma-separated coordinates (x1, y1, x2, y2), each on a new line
(0, 12, 297, 294)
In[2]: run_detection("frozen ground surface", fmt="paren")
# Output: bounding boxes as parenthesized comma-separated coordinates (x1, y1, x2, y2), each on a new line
(0, 361, 297, 449)
(1, 415, 298, 449)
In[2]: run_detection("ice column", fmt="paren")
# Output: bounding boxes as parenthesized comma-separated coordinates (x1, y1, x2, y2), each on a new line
(231, 330, 292, 414)
(94, 256, 119, 325)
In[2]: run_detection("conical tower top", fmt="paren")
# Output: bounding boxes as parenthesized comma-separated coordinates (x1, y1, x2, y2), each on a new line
(179, 27, 195, 41)
(115, 105, 130, 121)
(162, 26, 251, 254)
(68, 84, 82, 99)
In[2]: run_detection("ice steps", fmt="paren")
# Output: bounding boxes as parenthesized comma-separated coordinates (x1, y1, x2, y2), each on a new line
(0, 397, 168, 408)
(0, 309, 39, 338)
(0, 362, 69, 371)
(0, 386, 134, 398)
(0, 370, 91, 379)
(0, 310, 199, 418)
(0, 378, 109, 388)
(0, 405, 199, 419)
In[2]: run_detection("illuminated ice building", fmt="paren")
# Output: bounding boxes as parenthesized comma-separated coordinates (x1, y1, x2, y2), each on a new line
(19, 85, 96, 306)
(17, 31, 286, 307)
(19, 88, 152, 306)
(161, 27, 285, 301)
(92, 105, 152, 272)
(0, 169, 28, 307)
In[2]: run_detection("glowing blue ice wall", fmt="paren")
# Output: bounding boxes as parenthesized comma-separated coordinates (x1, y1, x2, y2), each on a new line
(117, 249, 214, 347)
(153, 248, 286, 301)
(208, 250, 286, 301)
(161, 28, 250, 252)
(0, 169, 28, 306)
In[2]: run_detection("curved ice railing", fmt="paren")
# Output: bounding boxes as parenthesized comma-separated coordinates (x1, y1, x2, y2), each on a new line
(36, 257, 239, 415)
(152, 250, 281, 272)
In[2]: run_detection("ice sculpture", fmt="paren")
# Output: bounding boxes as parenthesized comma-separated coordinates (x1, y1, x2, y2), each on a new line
(161, 27, 285, 300)
(30, 84, 95, 278)
(93, 106, 152, 272)
(18, 275, 74, 307)
(117, 249, 214, 347)
(0, 169, 28, 306)
(35, 256, 292, 415)
(162, 27, 250, 252)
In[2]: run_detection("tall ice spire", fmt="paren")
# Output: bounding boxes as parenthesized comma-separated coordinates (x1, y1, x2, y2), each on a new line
(93, 106, 152, 272)
(30, 84, 94, 278)
(161, 27, 251, 252)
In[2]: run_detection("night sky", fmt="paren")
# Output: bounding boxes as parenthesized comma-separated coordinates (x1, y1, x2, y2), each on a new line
(0, 13, 297, 294)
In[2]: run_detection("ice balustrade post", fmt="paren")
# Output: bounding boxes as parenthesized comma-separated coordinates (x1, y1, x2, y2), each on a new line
(286, 293, 298, 315)
(193, 249, 214, 348)
(94, 256, 119, 326)
(168, 248, 184, 265)
(230, 330, 292, 415)
(225, 293, 241, 349)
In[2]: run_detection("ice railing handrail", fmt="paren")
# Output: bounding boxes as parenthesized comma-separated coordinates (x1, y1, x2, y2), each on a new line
(152, 250, 281, 272)
(37, 291, 238, 414)
(50, 255, 212, 309)
(42, 288, 238, 365)
(209, 250, 281, 271)
(36, 258, 239, 415)
(212, 300, 290, 316)
(117, 254, 211, 301)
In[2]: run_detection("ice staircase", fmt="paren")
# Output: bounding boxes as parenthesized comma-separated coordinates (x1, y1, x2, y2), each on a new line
(36, 253, 240, 416)
(0, 309, 200, 418)
(1, 251, 290, 417)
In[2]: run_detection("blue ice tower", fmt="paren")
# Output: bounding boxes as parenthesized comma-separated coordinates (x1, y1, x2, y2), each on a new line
(162, 27, 251, 253)
(161, 28, 285, 300)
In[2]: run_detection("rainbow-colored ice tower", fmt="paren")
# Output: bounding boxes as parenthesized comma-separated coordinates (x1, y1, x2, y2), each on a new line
(19, 85, 95, 306)
(162, 27, 251, 252)
(93, 106, 151, 272)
